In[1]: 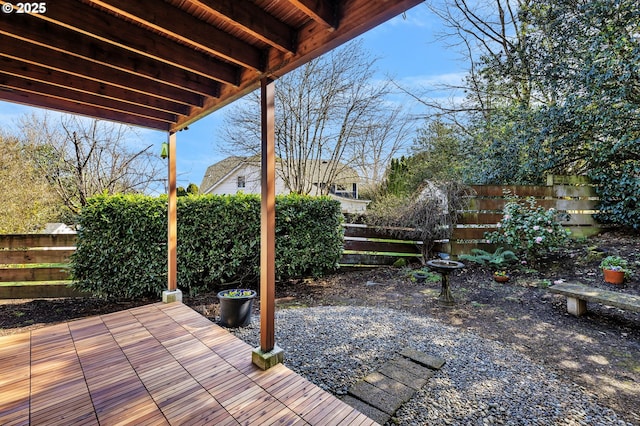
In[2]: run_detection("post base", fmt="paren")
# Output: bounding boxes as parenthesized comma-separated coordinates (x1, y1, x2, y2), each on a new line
(252, 345, 284, 370)
(567, 297, 587, 316)
(162, 289, 183, 303)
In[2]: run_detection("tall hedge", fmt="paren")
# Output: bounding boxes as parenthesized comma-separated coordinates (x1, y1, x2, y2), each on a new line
(71, 193, 343, 298)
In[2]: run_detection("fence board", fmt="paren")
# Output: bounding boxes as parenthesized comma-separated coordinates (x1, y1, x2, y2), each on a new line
(343, 240, 421, 254)
(448, 177, 604, 257)
(0, 267, 71, 282)
(343, 224, 418, 239)
(339, 254, 418, 266)
(458, 212, 504, 224)
(466, 198, 598, 211)
(0, 249, 74, 264)
(452, 227, 495, 240)
(470, 185, 554, 197)
(547, 174, 593, 185)
(552, 185, 597, 198)
(0, 234, 76, 249)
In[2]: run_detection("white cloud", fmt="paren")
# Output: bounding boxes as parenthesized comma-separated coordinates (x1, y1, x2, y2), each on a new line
(400, 71, 468, 90)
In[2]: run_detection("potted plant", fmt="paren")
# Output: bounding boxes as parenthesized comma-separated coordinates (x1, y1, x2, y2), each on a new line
(493, 270, 509, 283)
(217, 289, 257, 327)
(599, 256, 630, 285)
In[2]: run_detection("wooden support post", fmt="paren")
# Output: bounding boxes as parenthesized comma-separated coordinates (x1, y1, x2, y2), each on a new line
(260, 78, 276, 353)
(167, 132, 178, 292)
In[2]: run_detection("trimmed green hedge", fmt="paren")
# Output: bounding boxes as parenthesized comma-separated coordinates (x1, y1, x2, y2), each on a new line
(71, 193, 343, 298)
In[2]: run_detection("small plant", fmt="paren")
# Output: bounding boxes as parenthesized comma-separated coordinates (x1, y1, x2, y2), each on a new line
(459, 247, 517, 269)
(600, 256, 631, 277)
(410, 269, 440, 283)
(219, 289, 255, 298)
(492, 270, 510, 282)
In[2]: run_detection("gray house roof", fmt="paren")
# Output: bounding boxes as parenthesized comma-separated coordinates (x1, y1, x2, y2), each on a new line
(199, 156, 247, 193)
(201, 155, 361, 194)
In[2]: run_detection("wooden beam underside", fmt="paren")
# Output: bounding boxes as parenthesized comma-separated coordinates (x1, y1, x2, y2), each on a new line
(0, 0, 424, 131)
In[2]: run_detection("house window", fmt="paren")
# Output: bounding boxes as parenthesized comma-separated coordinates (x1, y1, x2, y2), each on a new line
(237, 176, 245, 189)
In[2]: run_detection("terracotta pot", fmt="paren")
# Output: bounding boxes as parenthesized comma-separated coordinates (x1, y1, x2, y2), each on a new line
(493, 275, 509, 283)
(603, 269, 625, 285)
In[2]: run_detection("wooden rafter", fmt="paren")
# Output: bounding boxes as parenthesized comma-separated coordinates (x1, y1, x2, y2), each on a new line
(286, 0, 338, 28)
(194, 0, 297, 53)
(0, 0, 424, 132)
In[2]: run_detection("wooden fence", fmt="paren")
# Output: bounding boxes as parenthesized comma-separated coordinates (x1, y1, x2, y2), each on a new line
(340, 176, 607, 264)
(0, 177, 607, 292)
(340, 223, 422, 267)
(442, 175, 603, 256)
(0, 233, 81, 298)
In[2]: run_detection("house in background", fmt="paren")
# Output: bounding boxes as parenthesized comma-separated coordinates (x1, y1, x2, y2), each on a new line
(200, 156, 370, 213)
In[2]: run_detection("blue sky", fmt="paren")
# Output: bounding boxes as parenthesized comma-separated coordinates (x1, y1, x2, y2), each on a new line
(0, 3, 467, 189)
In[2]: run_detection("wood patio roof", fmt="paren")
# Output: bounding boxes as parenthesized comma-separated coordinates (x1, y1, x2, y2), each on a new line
(0, 0, 424, 132)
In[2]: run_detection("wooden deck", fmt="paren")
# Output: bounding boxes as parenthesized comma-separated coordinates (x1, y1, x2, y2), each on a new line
(0, 302, 377, 425)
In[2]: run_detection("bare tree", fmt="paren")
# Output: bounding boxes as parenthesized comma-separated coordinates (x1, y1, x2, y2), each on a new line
(220, 41, 411, 194)
(347, 106, 413, 189)
(401, 0, 550, 127)
(19, 113, 164, 214)
(0, 131, 61, 232)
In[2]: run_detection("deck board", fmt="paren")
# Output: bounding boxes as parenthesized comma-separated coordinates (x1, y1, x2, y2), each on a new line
(0, 302, 377, 425)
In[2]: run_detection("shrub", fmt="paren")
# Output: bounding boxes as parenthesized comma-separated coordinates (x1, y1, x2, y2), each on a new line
(485, 195, 571, 262)
(366, 181, 473, 261)
(71, 193, 342, 298)
(71, 194, 166, 299)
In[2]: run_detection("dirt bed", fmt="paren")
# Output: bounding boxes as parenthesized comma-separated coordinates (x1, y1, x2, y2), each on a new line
(1, 231, 639, 424)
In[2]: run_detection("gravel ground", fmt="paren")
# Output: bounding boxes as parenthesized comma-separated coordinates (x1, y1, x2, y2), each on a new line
(231, 306, 634, 426)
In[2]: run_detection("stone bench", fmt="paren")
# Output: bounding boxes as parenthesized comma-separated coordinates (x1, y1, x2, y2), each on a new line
(548, 282, 640, 316)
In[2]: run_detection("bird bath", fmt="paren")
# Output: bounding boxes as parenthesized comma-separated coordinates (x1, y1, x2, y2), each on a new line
(426, 259, 465, 306)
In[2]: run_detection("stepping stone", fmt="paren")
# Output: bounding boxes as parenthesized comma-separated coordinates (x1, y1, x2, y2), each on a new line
(391, 357, 435, 378)
(364, 371, 414, 401)
(342, 349, 447, 424)
(348, 380, 406, 415)
(400, 348, 446, 370)
(341, 395, 390, 425)
(378, 359, 434, 390)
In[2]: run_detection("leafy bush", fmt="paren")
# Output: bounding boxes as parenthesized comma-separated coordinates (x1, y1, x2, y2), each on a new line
(485, 195, 571, 262)
(176, 193, 261, 294)
(275, 194, 344, 279)
(71, 193, 342, 298)
(71, 194, 167, 299)
(591, 161, 640, 228)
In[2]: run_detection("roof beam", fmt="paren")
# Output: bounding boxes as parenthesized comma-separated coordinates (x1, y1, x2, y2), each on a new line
(286, 0, 338, 28)
(194, 0, 297, 53)
(272, 0, 424, 78)
(0, 88, 171, 131)
(31, 0, 244, 84)
(0, 75, 178, 124)
(0, 12, 223, 97)
(0, 35, 205, 107)
(0, 56, 190, 116)
(88, 0, 265, 71)
(172, 0, 424, 131)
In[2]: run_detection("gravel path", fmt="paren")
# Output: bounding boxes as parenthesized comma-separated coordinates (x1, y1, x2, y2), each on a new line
(231, 306, 633, 426)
